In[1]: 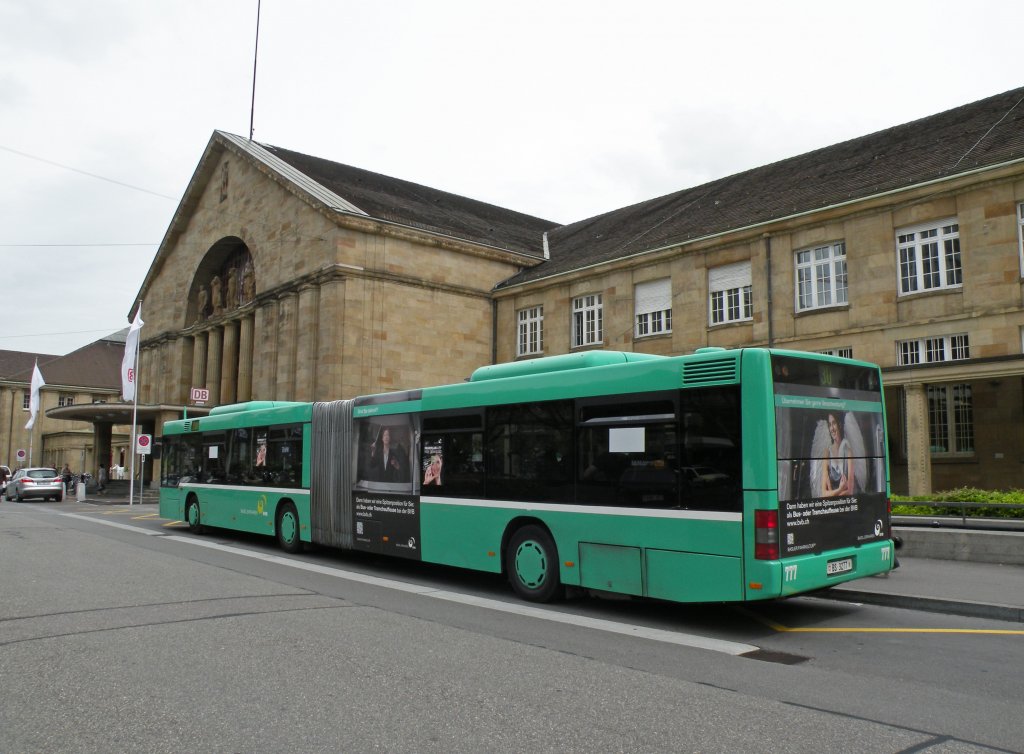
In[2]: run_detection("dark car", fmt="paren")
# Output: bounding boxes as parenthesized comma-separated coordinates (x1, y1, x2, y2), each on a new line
(0, 465, 10, 495)
(5, 467, 64, 502)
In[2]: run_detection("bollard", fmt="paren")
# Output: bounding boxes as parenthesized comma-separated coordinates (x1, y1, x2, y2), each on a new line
(76, 481, 86, 501)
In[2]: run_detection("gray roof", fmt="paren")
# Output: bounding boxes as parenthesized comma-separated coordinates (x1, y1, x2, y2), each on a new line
(497, 86, 1024, 288)
(0, 350, 58, 380)
(0, 331, 126, 389)
(262, 142, 561, 256)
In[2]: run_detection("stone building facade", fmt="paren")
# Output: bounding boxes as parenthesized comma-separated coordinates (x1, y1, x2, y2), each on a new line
(121, 86, 1024, 496)
(131, 132, 557, 464)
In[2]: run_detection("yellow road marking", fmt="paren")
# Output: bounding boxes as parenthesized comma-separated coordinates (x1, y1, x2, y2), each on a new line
(742, 609, 1024, 636)
(162, 520, 187, 528)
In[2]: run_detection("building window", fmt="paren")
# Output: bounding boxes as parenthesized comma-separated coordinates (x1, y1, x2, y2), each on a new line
(572, 294, 603, 347)
(796, 241, 847, 311)
(1018, 203, 1024, 277)
(22, 391, 30, 410)
(927, 384, 974, 455)
(897, 220, 962, 295)
(517, 306, 544, 357)
(818, 347, 853, 359)
(58, 393, 74, 407)
(897, 334, 970, 366)
(709, 261, 752, 325)
(635, 278, 672, 337)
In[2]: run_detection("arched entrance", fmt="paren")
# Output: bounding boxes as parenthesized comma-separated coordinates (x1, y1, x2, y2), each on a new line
(186, 238, 258, 406)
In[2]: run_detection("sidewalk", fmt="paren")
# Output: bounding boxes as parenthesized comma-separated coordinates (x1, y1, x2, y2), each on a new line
(825, 556, 1024, 622)
(81, 486, 158, 505)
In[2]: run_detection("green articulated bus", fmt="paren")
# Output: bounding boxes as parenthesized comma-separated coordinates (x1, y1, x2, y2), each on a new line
(159, 347, 895, 603)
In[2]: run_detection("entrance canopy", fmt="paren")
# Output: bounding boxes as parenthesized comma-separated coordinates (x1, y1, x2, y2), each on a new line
(47, 403, 210, 427)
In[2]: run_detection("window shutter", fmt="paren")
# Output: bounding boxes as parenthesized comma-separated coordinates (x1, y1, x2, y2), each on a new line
(709, 261, 751, 293)
(635, 278, 671, 316)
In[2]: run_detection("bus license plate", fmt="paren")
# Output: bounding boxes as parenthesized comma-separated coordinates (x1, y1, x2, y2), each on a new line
(827, 558, 853, 576)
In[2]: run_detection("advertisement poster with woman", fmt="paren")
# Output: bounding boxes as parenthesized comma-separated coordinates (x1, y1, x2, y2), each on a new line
(353, 410, 421, 559)
(773, 357, 889, 557)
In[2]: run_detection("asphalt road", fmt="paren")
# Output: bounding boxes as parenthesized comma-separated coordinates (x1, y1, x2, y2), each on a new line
(2, 501, 1022, 753)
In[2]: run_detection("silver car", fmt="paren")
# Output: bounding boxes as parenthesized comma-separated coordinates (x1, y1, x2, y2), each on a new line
(5, 467, 64, 502)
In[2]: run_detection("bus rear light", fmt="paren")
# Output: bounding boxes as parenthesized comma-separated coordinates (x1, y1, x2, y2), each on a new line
(754, 509, 779, 560)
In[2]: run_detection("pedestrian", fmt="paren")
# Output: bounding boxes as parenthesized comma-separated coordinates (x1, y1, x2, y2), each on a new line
(97, 464, 107, 494)
(61, 464, 73, 494)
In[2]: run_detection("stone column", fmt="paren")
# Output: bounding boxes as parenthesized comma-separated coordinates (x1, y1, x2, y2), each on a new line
(237, 314, 254, 403)
(137, 346, 151, 404)
(221, 319, 239, 405)
(164, 338, 188, 406)
(317, 277, 345, 399)
(276, 292, 299, 400)
(207, 327, 223, 406)
(1, 388, 13, 468)
(254, 301, 279, 399)
(191, 332, 208, 397)
(295, 284, 320, 401)
(904, 383, 932, 496)
(93, 422, 112, 478)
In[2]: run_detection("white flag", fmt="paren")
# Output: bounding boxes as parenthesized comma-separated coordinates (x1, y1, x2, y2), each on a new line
(121, 308, 144, 401)
(25, 361, 45, 430)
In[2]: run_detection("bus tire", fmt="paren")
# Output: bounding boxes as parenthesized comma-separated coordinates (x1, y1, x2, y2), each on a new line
(185, 496, 203, 533)
(506, 525, 562, 603)
(276, 502, 302, 554)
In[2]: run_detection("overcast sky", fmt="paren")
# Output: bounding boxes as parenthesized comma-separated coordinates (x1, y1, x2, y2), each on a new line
(2, 0, 1021, 355)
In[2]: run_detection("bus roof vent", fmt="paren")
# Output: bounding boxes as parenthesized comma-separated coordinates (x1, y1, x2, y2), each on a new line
(682, 356, 738, 385)
(208, 401, 306, 416)
(182, 420, 194, 432)
(470, 351, 664, 382)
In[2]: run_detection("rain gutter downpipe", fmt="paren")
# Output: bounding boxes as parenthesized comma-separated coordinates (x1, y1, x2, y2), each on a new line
(764, 233, 774, 348)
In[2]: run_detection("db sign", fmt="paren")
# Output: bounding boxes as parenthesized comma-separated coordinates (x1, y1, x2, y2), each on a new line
(136, 434, 153, 455)
(190, 387, 210, 404)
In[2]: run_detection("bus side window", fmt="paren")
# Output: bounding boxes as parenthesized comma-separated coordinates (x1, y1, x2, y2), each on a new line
(577, 395, 680, 508)
(202, 431, 227, 483)
(679, 387, 742, 512)
(486, 401, 573, 504)
(420, 432, 484, 498)
(421, 413, 484, 498)
(266, 424, 303, 488)
(161, 437, 180, 487)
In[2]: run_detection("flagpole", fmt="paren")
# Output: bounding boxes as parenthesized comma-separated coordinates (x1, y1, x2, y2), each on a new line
(129, 387, 138, 506)
(25, 359, 45, 467)
(126, 302, 143, 506)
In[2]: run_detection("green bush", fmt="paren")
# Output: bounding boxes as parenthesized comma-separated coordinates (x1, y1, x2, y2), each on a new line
(891, 488, 1024, 518)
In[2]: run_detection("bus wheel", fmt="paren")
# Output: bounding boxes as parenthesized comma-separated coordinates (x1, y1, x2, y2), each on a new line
(185, 497, 203, 533)
(506, 525, 562, 603)
(276, 502, 301, 554)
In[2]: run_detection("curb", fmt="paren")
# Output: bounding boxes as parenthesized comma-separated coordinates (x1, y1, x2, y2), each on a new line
(820, 588, 1024, 623)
